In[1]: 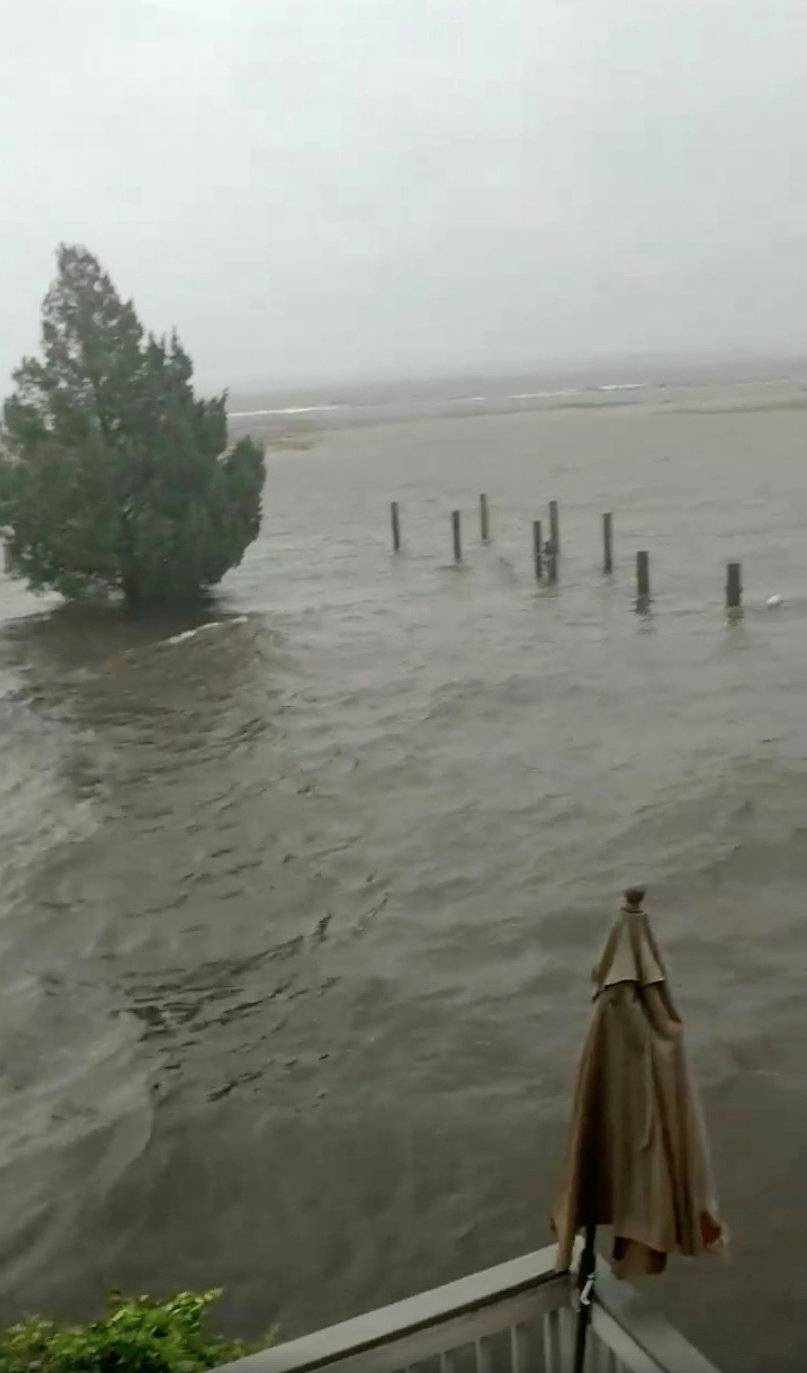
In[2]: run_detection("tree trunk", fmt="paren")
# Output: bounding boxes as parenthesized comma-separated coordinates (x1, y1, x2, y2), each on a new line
(122, 572, 141, 604)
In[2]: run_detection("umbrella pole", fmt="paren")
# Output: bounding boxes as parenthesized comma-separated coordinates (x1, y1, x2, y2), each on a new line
(572, 1223, 597, 1373)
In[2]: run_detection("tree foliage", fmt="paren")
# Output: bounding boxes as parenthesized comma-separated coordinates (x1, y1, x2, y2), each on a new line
(0, 246, 265, 603)
(0, 1289, 266, 1373)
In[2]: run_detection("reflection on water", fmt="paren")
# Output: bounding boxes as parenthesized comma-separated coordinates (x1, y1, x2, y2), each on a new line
(2, 382, 807, 1370)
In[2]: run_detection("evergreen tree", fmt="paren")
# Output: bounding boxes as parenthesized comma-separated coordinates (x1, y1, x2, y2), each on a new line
(0, 245, 265, 603)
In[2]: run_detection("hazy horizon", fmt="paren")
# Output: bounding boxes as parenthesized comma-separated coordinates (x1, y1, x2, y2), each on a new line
(3, 1, 807, 395)
(226, 347, 807, 407)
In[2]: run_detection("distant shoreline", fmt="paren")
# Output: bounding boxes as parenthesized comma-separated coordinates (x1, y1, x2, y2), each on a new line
(228, 370, 807, 450)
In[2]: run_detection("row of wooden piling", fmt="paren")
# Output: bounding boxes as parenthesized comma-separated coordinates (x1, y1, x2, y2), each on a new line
(390, 498, 746, 611)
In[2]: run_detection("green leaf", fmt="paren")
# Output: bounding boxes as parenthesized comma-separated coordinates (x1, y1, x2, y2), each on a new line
(0, 1288, 271, 1372)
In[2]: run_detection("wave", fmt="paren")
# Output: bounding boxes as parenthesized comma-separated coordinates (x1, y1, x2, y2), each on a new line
(509, 388, 582, 400)
(228, 404, 344, 418)
(229, 385, 652, 421)
(161, 616, 248, 648)
(596, 382, 648, 392)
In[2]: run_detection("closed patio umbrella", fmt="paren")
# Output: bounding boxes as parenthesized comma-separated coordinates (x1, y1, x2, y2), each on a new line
(552, 887, 724, 1369)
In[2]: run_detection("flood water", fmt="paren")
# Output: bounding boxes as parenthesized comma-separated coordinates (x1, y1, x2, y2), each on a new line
(1, 373, 807, 1371)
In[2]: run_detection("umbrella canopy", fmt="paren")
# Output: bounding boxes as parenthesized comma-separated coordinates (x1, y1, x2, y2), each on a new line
(553, 891, 725, 1277)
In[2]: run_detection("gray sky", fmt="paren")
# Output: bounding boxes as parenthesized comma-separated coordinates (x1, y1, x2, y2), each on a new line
(3, 0, 807, 392)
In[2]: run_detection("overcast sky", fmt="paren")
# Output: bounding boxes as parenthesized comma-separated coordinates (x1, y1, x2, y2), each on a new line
(2, 0, 807, 392)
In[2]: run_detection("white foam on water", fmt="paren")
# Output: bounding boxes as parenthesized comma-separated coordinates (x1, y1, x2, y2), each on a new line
(509, 388, 582, 400)
(162, 616, 248, 647)
(597, 382, 648, 392)
(229, 404, 344, 417)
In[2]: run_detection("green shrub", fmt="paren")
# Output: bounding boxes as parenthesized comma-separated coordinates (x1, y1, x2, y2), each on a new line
(0, 1289, 265, 1373)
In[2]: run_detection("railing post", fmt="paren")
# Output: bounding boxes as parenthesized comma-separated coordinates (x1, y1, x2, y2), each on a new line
(509, 1324, 530, 1373)
(475, 1336, 494, 1373)
(543, 1308, 573, 1373)
(390, 501, 401, 553)
(452, 510, 462, 564)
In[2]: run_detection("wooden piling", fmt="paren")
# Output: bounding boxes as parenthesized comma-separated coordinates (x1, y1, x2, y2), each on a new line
(549, 500, 560, 559)
(603, 512, 613, 574)
(480, 493, 490, 543)
(548, 536, 558, 585)
(452, 510, 462, 564)
(727, 562, 742, 610)
(533, 520, 543, 580)
(390, 501, 401, 553)
(636, 550, 650, 601)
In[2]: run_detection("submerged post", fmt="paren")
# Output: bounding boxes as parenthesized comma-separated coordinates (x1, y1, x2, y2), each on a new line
(480, 493, 489, 543)
(533, 520, 543, 580)
(549, 500, 560, 559)
(727, 562, 742, 610)
(636, 550, 651, 601)
(390, 501, 401, 553)
(603, 512, 613, 574)
(452, 510, 462, 565)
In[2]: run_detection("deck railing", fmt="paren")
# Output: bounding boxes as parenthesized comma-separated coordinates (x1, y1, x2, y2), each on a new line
(215, 1244, 721, 1373)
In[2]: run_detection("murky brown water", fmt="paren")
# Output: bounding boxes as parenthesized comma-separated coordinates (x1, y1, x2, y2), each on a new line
(1, 377, 806, 1370)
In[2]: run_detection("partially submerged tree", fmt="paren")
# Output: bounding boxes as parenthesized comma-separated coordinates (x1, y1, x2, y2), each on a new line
(0, 245, 265, 603)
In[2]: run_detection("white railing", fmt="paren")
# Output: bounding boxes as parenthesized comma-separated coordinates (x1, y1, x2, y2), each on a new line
(215, 1244, 721, 1373)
